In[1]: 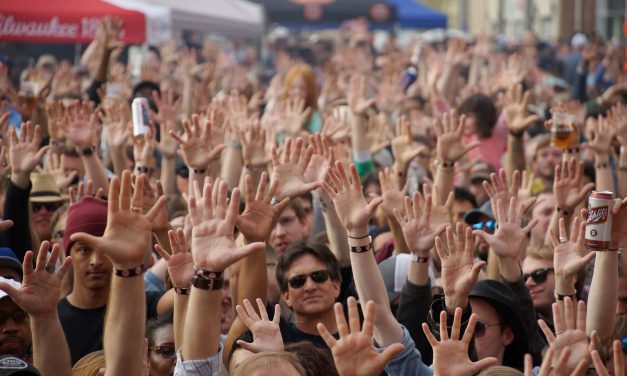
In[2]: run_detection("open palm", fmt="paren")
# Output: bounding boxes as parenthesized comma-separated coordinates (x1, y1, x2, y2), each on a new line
(271, 137, 320, 200)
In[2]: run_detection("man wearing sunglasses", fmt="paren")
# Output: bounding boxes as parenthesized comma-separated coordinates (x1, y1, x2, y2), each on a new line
(522, 246, 555, 324)
(29, 173, 67, 243)
(0, 277, 30, 363)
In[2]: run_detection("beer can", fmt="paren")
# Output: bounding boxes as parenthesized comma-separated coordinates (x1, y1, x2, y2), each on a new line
(131, 97, 150, 137)
(585, 190, 614, 250)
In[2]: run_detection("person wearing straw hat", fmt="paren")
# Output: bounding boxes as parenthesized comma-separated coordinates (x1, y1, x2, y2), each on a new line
(29, 173, 68, 243)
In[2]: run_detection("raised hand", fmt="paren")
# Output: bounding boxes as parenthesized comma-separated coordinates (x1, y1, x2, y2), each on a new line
(378, 167, 406, 221)
(322, 108, 350, 143)
(240, 118, 271, 168)
(549, 217, 595, 278)
(135, 176, 169, 232)
(101, 101, 131, 149)
(171, 114, 225, 169)
(423, 308, 497, 376)
(188, 180, 265, 272)
(504, 84, 539, 135)
(364, 114, 392, 155)
(70, 171, 166, 269)
(236, 173, 289, 243)
(68, 180, 105, 205)
(591, 340, 624, 376)
(153, 88, 181, 125)
(61, 102, 99, 148)
(422, 183, 453, 229)
(235, 298, 283, 353)
(270, 137, 320, 200)
(304, 133, 333, 186)
(437, 223, 485, 312)
(584, 115, 616, 155)
(154, 228, 194, 289)
(317, 298, 404, 376)
(391, 115, 424, 174)
(526, 347, 588, 376)
(8, 122, 49, 184)
(0, 241, 71, 316)
(321, 161, 382, 235)
(43, 152, 77, 191)
(553, 158, 594, 213)
(131, 124, 156, 168)
(45, 101, 66, 140)
(473, 197, 538, 260)
(347, 74, 375, 116)
(279, 98, 311, 136)
(538, 297, 590, 373)
(394, 191, 447, 257)
(435, 110, 480, 163)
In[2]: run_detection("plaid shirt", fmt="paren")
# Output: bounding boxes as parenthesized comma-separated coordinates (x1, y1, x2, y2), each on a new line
(174, 344, 223, 376)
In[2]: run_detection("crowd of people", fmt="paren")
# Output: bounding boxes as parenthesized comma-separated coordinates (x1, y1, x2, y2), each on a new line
(0, 15, 625, 375)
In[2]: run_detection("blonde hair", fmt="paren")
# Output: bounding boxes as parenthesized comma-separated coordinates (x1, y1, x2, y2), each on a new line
(478, 366, 524, 376)
(72, 351, 105, 376)
(526, 245, 553, 261)
(233, 351, 306, 376)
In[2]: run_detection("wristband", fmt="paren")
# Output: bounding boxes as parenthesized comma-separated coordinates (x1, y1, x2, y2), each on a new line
(115, 264, 146, 277)
(350, 243, 373, 254)
(135, 165, 150, 174)
(440, 160, 455, 170)
(174, 287, 190, 295)
(229, 140, 242, 149)
(348, 235, 372, 248)
(347, 233, 370, 240)
(556, 207, 571, 216)
(191, 270, 224, 291)
(192, 168, 206, 174)
(555, 292, 576, 301)
(565, 147, 580, 154)
(77, 146, 96, 157)
(410, 254, 429, 263)
(595, 162, 610, 169)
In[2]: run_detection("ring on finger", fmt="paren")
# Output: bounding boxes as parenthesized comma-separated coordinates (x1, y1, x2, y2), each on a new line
(558, 236, 568, 244)
(130, 206, 142, 213)
(44, 264, 55, 273)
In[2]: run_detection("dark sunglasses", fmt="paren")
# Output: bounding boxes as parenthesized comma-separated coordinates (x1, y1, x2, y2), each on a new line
(149, 344, 176, 359)
(32, 202, 62, 212)
(287, 270, 331, 289)
(471, 220, 496, 232)
(0, 310, 28, 326)
(523, 268, 554, 284)
(474, 321, 501, 338)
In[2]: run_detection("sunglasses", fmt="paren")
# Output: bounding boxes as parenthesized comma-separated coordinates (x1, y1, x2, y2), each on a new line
(32, 202, 62, 213)
(523, 268, 554, 284)
(0, 310, 28, 326)
(52, 229, 65, 239)
(474, 321, 501, 338)
(149, 344, 176, 359)
(287, 270, 331, 289)
(471, 220, 496, 232)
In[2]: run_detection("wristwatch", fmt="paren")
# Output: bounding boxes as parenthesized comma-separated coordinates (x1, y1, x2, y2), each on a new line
(77, 146, 96, 156)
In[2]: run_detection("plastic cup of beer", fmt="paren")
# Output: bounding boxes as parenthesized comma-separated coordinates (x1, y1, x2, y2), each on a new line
(550, 112, 577, 149)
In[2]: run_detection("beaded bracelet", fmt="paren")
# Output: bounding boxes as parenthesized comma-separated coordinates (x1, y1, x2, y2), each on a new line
(115, 264, 146, 278)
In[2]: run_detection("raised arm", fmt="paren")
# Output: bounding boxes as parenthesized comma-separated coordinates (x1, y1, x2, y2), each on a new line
(153, 88, 181, 196)
(270, 137, 320, 201)
(433, 111, 479, 206)
(322, 161, 402, 346)
(100, 100, 130, 177)
(71, 171, 166, 376)
(0, 241, 72, 376)
(503, 85, 539, 176)
(585, 116, 616, 192)
(182, 180, 265, 365)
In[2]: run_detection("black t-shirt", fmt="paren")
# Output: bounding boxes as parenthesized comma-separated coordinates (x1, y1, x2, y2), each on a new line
(58, 291, 163, 364)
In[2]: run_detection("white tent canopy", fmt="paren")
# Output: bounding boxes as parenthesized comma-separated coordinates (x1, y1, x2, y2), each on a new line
(141, 0, 264, 38)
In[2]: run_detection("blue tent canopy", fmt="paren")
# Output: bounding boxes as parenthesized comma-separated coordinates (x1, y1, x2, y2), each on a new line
(385, 0, 447, 29)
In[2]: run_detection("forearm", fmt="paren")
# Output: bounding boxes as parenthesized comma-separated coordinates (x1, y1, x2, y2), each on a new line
(108, 145, 129, 177)
(387, 218, 409, 253)
(219, 145, 243, 190)
(436, 64, 459, 103)
(182, 76, 194, 118)
(586, 251, 618, 340)
(348, 226, 404, 346)
(319, 193, 350, 266)
(239, 166, 265, 198)
(182, 288, 222, 360)
(407, 259, 429, 286)
(81, 154, 109, 193)
(434, 166, 454, 206)
(30, 313, 71, 376)
(618, 148, 627, 197)
(160, 157, 177, 196)
(350, 115, 368, 152)
(174, 293, 189, 350)
(497, 256, 522, 283)
(93, 46, 112, 83)
(104, 274, 145, 376)
(594, 152, 614, 191)
(506, 135, 525, 177)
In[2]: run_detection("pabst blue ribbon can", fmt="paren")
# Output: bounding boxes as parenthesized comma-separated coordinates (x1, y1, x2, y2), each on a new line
(585, 190, 614, 250)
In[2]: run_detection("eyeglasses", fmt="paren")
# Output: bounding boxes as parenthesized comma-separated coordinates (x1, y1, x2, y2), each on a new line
(0, 310, 28, 326)
(32, 202, 62, 213)
(287, 270, 331, 289)
(471, 220, 496, 233)
(149, 344, 176, 359)
(523, 268, 554, 284)
(474, 321, 501, 338)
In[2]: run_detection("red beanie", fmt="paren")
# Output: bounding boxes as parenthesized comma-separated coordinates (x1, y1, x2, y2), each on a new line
(63, 196, 108, 254)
